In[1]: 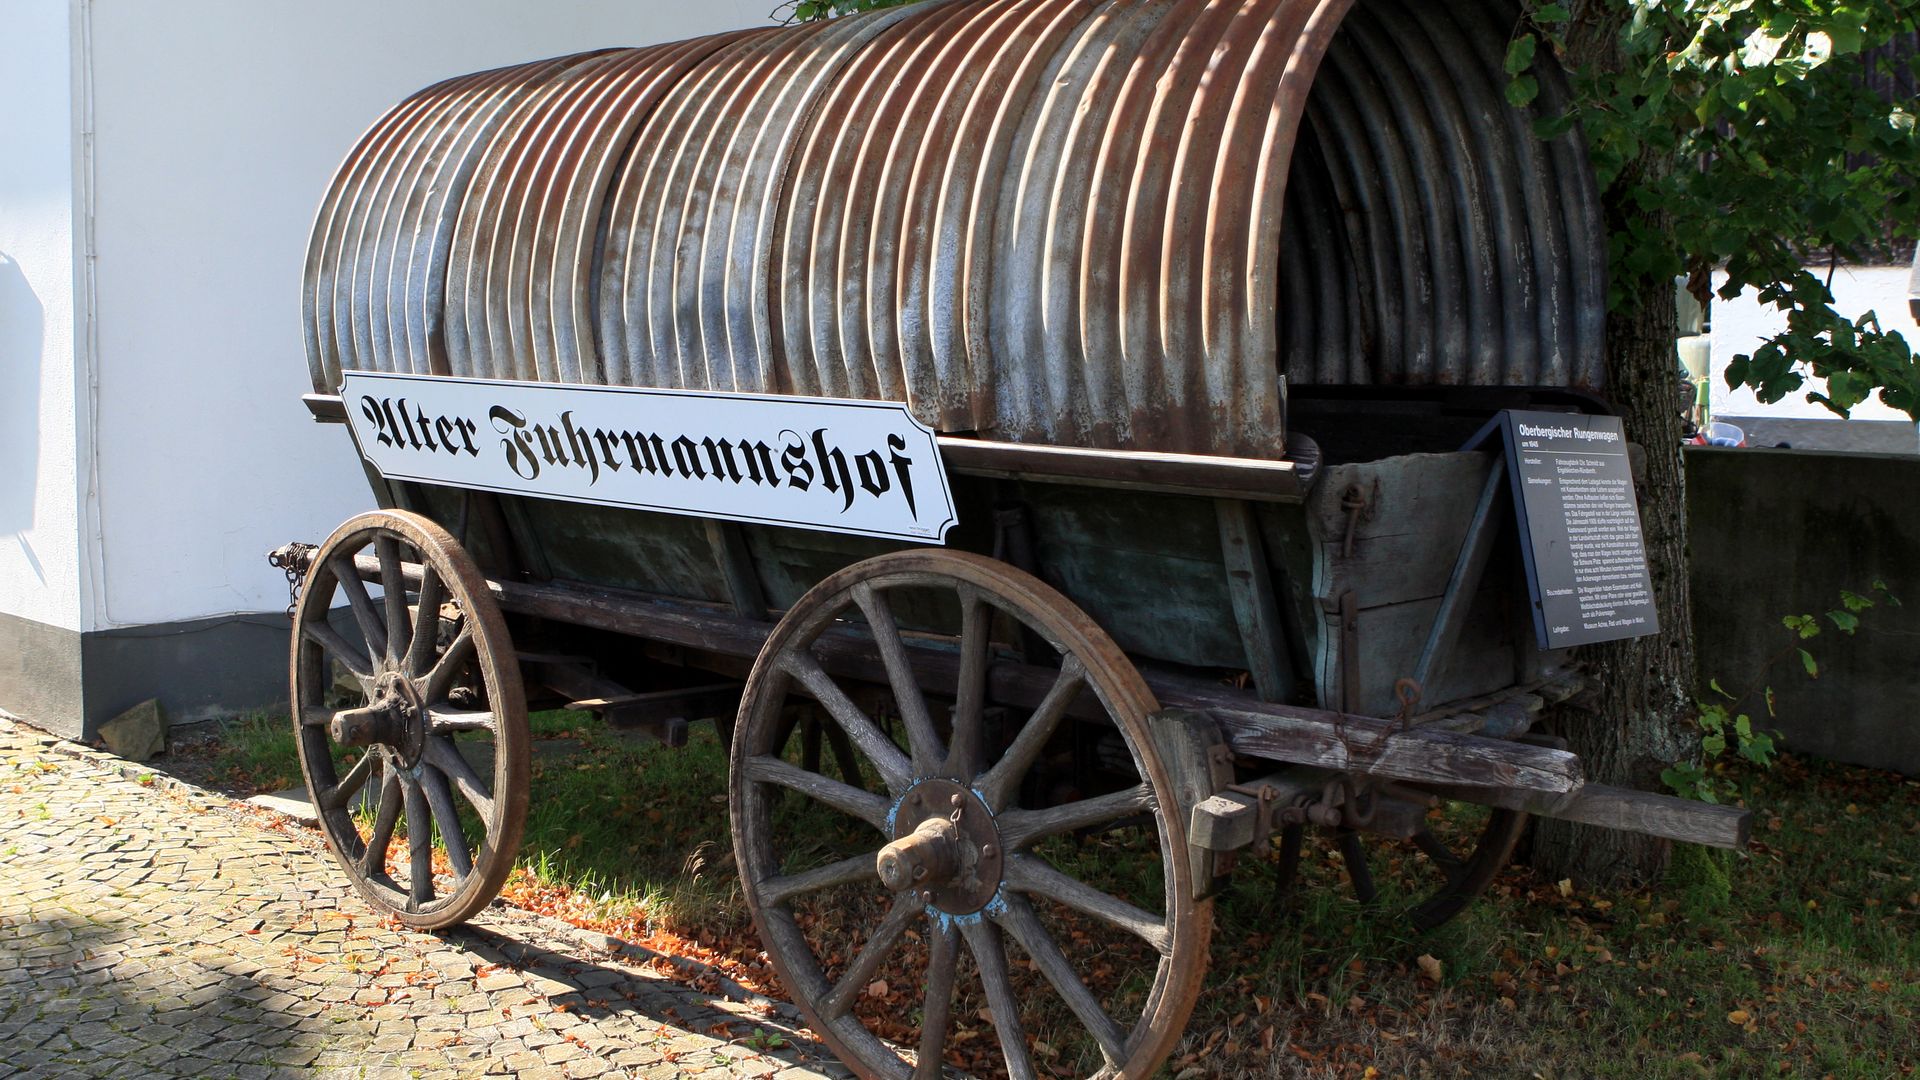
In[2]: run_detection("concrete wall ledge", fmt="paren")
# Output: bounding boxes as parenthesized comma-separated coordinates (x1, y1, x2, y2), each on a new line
(0, 611, 288, 741)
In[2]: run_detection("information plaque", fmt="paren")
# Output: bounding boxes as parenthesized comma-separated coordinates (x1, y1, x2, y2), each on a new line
(1468, 410, 1661, 649)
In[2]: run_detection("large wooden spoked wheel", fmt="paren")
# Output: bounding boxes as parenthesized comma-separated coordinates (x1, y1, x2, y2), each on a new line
(290, 510, 529, 929)
(730, 551, 1210, 1080)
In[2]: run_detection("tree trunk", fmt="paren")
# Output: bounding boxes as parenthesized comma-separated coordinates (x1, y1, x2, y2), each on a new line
(1529, 4, 1701, 886)
(1530, 286, 1699, 885)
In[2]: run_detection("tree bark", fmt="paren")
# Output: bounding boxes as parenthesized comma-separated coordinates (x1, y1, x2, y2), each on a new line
(1530, 285, 1699, 885)
(1529, 3, 1701, 886)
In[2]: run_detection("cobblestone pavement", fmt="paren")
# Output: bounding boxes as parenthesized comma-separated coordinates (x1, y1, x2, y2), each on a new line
(0, 717, 848, 1080)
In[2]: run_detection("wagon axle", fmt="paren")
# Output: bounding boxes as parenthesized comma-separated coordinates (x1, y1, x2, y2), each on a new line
(878, 779, 1004, 914)
(328, 671, 425, 764)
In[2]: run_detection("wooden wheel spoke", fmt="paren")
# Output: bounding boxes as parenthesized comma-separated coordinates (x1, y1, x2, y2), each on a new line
(424, 736, 495, 823)
(421, 626, 475, 706)
(976, 656, 1085, 810)
(319, 752, 375, 811)
(942, 590, 992, 778)
(997, 783, 1153, 851)
(422, 766, 474, 881)
(733, 550, 1205, 1080)
(1272, 824, 1305, 905)
(851, 583, 942, 773)
(743, 755, 889, 830)
(425, 705, 496, 736)
(1412, 828, 1466, 879)
(758, 852, 880, 907)
(295, 513, 526, 931)
(402, 775, 435, 907)
(912, 922, 959, 1080)
(359, 769, 403, 877)
(376, 537, 411, 666)
(403, 566, 446, 678)
(960, 920, 1037, 1080)
(1338, 830, 1377, 905)
(1005, 854, 1170, 956)
(995, 894, 1127, 1066)
(820, 897, 921, 1020)
(303, 621, 372, 683)
(329, 556, 388, 661)
(779, 652, 911, 795)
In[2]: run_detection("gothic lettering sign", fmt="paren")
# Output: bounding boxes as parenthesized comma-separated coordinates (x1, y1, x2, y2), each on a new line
(340, 371, 958, 544)
(1473, 410, 1660, 649)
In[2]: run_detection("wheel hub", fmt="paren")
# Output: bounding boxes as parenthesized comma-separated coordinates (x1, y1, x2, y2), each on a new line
(878, 778, 1003, 914)
(330, 671, 426, 765)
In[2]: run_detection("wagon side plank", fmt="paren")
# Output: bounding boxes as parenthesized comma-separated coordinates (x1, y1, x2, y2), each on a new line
(349, 552, 1582, 795)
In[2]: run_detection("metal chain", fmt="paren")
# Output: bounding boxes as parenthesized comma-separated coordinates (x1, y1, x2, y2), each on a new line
(267, 543, 318, 619)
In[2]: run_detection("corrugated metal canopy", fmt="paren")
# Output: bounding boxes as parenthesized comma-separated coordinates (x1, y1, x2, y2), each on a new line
(304, 0, 1605, 458)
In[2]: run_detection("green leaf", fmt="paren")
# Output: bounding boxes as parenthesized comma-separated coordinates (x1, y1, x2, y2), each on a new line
(1702, 732, 1727, 756)
(1535, 2, 1570, 23)
(1708, 677, 1733, 700)
(1506, 73, 1539, 108)
(1506, 35, 1538, 75)
(1825, 609, 1860, 633)
(1534, 111, 1577, 140)
(1799, 648, 1819, 678)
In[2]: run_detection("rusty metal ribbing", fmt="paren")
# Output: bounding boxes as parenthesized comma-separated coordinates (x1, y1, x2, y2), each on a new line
(304, 0, 1604, 457)
(1279, 0, 1604, 392)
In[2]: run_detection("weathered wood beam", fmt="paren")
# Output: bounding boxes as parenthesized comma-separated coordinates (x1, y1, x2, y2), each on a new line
(354, 556, 1580, 796)
(1414, 781, 1751, 850)
(935, 437, 1305, 502)
(1208, 707, 1581, 794)
(1215, 500, 1296, 703)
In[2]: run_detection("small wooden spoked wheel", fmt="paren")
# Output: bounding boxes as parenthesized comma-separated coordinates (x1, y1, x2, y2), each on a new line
(1275, 802, 1528, 932)
(290, 510, 528, 929)
(730, 551, 1210, 1080)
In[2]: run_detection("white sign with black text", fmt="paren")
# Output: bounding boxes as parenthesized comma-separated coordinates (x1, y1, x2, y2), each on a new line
(340, 371, 958, 543)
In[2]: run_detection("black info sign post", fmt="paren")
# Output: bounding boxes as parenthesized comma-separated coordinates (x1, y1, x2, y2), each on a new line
(1469, 410, 1661, 649)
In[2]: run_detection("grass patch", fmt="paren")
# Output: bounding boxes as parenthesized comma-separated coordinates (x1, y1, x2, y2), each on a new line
(197, 711, 307, 793)
(186, 712, 1918, 1077)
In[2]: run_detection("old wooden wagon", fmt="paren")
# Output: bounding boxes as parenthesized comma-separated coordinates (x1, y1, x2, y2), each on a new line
(276, 0, 1750, 1076)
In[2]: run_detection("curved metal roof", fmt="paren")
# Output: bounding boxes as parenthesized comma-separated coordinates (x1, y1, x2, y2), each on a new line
(304, 0, 1604, 458)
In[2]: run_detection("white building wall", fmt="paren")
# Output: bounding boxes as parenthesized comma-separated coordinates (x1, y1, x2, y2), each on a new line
(82, 0, 779, 629)
(1710, 266, 1920, 425)
(0, 1, 85, 634)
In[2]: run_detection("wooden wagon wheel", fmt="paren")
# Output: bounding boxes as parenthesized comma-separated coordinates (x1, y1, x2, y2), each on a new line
(290, 509, 529, 929)
(730, 551, 1210, 1080)
(1274, 804, 1528, 932)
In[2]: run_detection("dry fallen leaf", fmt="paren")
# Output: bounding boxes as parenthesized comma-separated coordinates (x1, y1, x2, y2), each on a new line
(867, 979, 888, 1000)
(1727, 1009, 1750, 1025)
(1557, 878, 1574, 898)
(1416, 954, 1443, 983)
